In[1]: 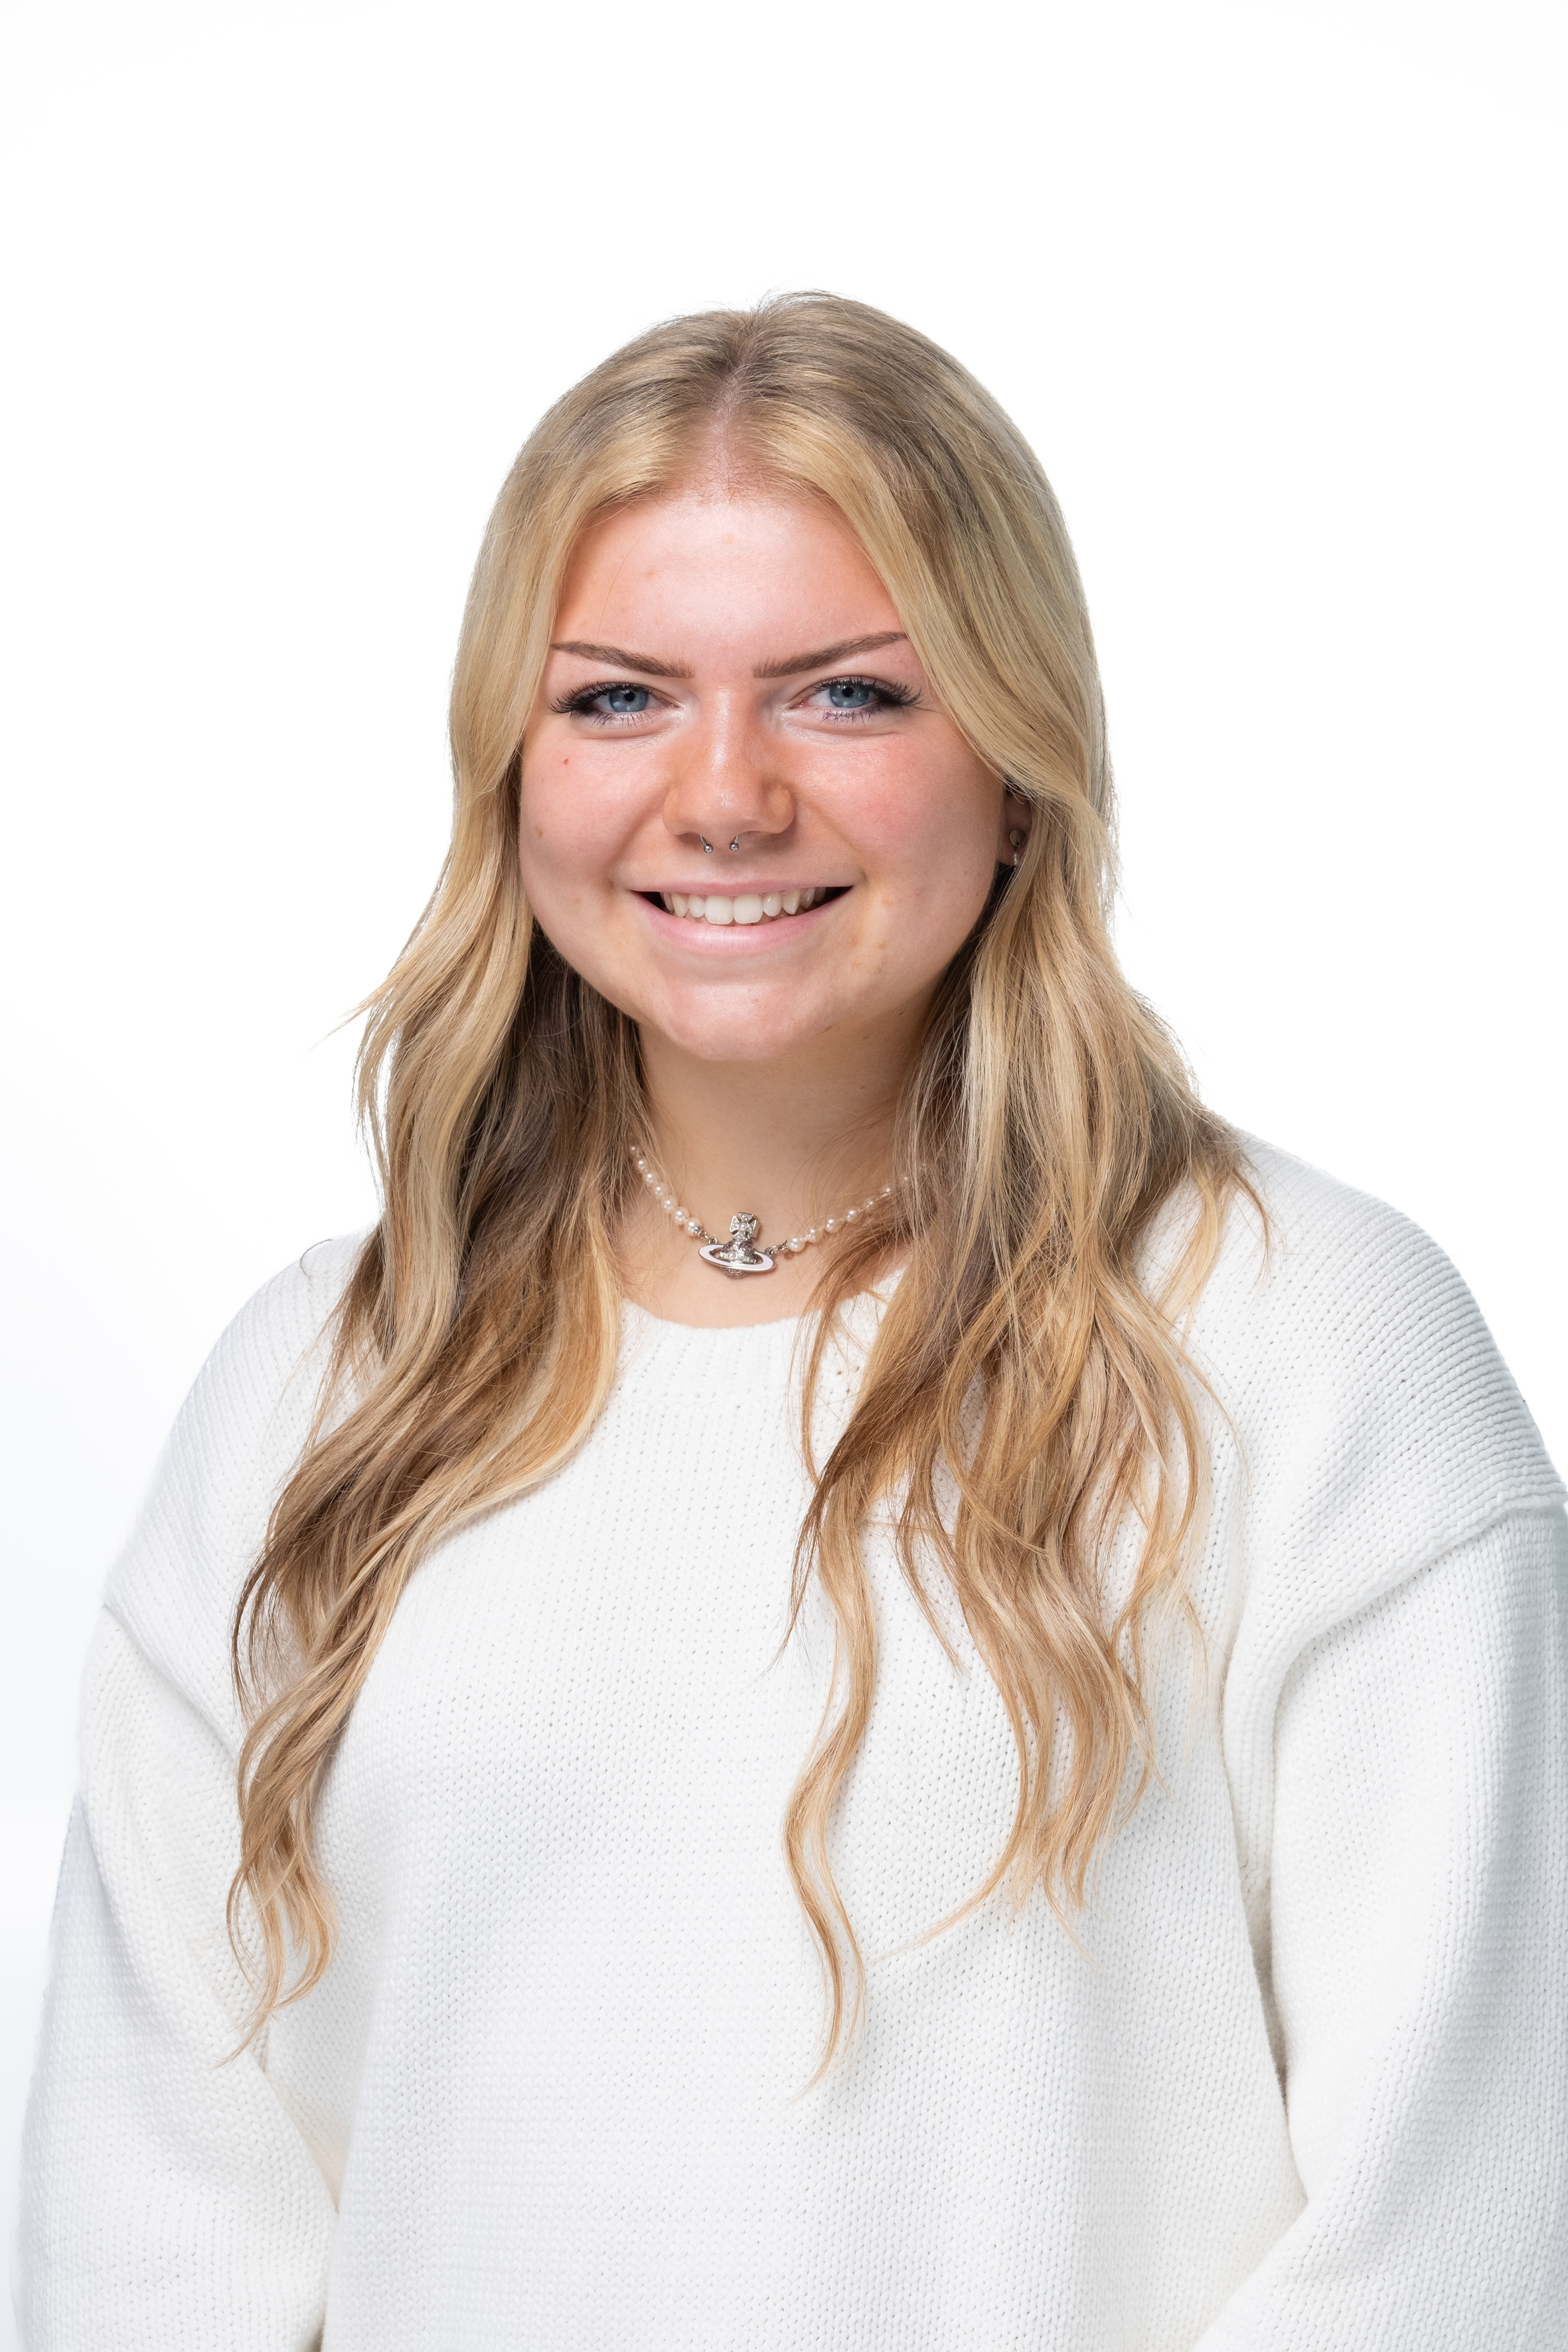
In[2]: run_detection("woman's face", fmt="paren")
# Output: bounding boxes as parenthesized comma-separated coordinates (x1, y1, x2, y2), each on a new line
(518, 486, 1011, 1067)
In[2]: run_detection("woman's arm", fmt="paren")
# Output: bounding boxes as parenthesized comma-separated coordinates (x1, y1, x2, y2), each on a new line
(19, 1607, 336, 2350)
(1197, 1505, 1568, 2348)
(19, 1242, 360, 2349)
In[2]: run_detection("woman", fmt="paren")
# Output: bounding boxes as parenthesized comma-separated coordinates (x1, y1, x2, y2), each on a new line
(21, 295, 1567, 2349)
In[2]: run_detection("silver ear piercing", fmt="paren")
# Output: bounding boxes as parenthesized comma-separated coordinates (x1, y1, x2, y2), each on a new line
(1008, 828, 1026, 868)
(700, 836, 714, 853)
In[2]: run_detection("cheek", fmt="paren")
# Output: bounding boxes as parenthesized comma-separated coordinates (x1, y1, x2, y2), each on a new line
(849, 753, 998, 894)
(518, 752, 609, 898)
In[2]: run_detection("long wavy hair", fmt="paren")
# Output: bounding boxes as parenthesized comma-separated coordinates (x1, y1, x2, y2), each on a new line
(232, 291, 1253, 2070)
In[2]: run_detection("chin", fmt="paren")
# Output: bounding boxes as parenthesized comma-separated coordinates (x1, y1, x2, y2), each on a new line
(646, 996, 838, 1064)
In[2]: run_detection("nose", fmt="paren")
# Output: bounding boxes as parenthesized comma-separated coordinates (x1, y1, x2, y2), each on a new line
(661, 693, 794, 854)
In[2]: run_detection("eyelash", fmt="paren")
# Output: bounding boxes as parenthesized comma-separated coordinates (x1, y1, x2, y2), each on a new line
(548, 681, 662, 725)
(548, 674, 920, 726)
(812, 674, 919, 721)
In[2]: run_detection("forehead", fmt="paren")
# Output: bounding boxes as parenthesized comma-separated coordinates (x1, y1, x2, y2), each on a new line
(552, 490, 902, 656)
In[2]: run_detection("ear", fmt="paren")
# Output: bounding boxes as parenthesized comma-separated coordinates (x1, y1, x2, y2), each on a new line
(997, 784, 1033, 869)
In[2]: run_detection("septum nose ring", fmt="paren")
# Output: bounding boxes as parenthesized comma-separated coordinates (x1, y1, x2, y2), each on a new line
(700, 836, 714, 853)
(728, 836, 741, 852)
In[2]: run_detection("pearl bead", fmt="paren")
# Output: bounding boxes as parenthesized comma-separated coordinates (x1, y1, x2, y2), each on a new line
(627, 1150, 899, 1267)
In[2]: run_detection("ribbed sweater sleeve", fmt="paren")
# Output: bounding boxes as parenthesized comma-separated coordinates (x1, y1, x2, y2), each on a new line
(19, 1241, 359, 2351)
(1192, 1148, 1568, 2345)
(1197, 1507, 1568, 2347)
(21, 1623, 336, 2350)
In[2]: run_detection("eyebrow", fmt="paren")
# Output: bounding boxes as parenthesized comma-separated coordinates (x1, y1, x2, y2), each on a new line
(549, 640, 694, 678)
(548, 629, 909, 682)
(753, 631, 909, 679)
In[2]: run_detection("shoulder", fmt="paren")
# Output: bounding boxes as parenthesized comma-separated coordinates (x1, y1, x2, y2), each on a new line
(102, 1232, 370, 1746)
(1188, 1137, 1562, 1634)
(1194, 1135, 1492, 1367)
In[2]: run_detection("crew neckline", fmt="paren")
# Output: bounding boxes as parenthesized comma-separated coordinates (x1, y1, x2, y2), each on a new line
(617, 1283, 897, 1397)
(621, 1299, 809, 1338)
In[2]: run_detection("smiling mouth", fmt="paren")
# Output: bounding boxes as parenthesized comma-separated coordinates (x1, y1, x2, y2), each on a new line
(646, 887, 846, 927)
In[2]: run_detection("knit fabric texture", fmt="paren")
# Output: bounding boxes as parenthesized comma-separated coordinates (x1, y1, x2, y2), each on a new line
(18, 1140, 1568, 2349)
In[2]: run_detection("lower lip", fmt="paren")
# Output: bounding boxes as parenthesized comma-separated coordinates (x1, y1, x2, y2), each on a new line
(635, 892, 844, 948)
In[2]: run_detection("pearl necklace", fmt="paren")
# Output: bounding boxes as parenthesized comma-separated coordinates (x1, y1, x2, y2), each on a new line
(631, 1148, 896, 1278)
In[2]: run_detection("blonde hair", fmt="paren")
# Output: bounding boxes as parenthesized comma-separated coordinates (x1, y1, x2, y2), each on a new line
(232, 292, 1253, 2069)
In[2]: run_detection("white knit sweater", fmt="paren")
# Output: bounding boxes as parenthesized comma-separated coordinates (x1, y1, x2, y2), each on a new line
(19, 1142, 1568, 2349)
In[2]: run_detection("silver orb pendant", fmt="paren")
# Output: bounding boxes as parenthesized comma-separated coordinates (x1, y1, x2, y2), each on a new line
(698, 1210, 775, 1276)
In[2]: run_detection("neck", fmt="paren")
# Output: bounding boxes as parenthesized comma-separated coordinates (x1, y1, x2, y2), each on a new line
(636, 1016, 915, 1245)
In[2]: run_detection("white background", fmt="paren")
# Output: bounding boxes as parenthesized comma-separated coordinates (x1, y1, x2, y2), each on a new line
(2, 2, 1563, 2331)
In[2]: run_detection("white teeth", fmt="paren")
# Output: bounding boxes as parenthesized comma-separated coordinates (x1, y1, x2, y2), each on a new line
(661, 886, 833, 922)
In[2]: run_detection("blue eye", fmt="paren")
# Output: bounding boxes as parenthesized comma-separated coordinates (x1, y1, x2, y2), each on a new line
(811, 674, 916, 720)
(550, 680, 659, 724)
